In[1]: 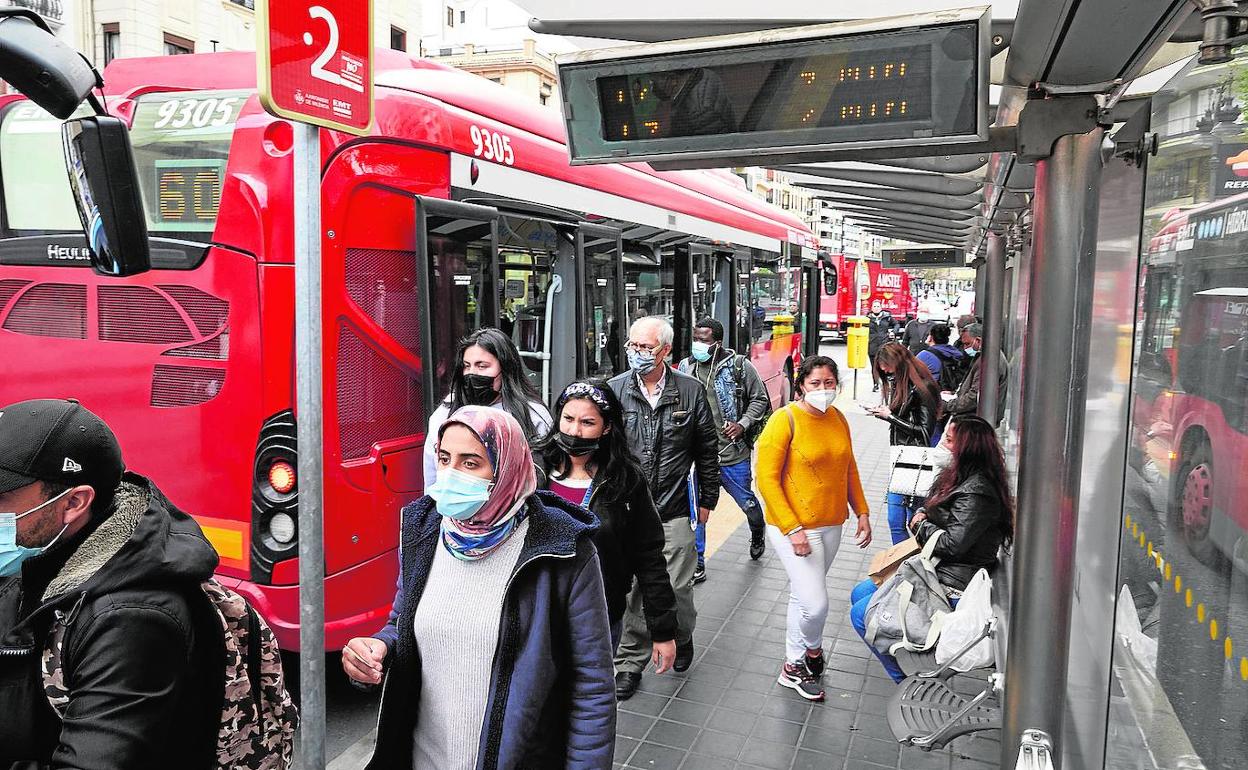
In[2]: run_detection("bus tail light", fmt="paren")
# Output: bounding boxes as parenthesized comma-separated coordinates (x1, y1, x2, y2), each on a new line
(268, 459, 296, 495)
(251, 410, 298, 585)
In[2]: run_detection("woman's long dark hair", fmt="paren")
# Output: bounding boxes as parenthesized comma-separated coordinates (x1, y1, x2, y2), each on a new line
(447, 328, 544, 438)
(874, 342, 941, 415)
(534, 379, 645, 503)
(925, 414, 1015, 548)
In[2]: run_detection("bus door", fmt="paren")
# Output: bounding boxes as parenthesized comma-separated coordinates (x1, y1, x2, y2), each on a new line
(497, 215, 562, 402)
(576, 223, 624, 379)
(802, 259, 821, 357)
(623, 246, 671, 331)
(415, 197, 500, 417)
(732, 251, 753, 351)
(708, 249, 735, 342)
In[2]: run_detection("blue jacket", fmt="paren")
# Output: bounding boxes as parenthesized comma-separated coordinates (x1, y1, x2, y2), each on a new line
(367, 492, 616, 770)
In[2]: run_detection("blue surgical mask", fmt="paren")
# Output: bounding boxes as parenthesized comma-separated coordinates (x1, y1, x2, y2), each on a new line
(627, 348, 657, 376)
(967, 347, 980, 358)
(0, 488, 73, 577)
(690, 341, 714, 363)
(427, 467, 494, 521)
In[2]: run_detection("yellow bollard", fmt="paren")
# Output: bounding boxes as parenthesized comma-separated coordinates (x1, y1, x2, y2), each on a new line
(846, 315, 869, 369)
(1115, 323, 1133, 385)
(846, 315, 869, 399)
(772, 313, 795, 338)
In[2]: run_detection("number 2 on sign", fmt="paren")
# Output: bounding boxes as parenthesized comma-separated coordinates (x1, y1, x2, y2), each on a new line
(470, 125, 514, 165)
(306, 6, 363, 93)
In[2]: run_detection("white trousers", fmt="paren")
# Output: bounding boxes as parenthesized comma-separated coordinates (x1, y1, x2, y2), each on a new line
(766, 524, 843, 664)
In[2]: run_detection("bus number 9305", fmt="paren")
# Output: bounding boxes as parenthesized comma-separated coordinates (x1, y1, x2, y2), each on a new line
(469, 125, 515, 166)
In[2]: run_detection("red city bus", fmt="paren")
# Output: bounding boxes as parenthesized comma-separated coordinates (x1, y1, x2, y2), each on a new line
(816, 253, 911, 339)
(0, 50, 817, 650)
(1134, 191, 1248, 570)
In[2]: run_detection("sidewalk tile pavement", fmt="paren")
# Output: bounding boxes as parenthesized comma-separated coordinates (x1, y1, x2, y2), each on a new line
(613, 409, 1002, 770)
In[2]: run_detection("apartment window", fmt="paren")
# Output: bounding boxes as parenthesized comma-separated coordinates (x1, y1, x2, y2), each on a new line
(390, 25, 406, 52)
(227, 0, 256, 8)
(539, 94, 549, 105)
(102, 23, 120, 66)
(459, 10, 466, 23)
(163, 33, 193, 56)
(446, 6, 454, 26)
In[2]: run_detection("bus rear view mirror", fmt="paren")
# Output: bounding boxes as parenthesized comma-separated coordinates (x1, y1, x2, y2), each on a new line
(62, 116, 151, 277)
(823, 263, 838, 295)
(0, 9, 100, 119)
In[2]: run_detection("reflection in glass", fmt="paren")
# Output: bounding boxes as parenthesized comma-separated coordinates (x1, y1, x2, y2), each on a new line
(1109, 52, 1248, 770)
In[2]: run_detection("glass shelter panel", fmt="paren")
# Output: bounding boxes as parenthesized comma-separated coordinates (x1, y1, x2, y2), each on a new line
(1108, 53, 1248, 770)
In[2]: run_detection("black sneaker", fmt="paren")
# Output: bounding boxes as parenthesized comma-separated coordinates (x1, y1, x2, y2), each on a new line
(615, 671, 642, 701)
(674, 640, 694, 672)
(692, 562, 707, 585)
(804, 648, 825, 677)
(778, 661, 825, 701)
(749, 534, 766, 561)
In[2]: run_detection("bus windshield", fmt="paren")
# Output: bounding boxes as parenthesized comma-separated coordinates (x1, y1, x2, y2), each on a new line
(0, 89, 250, 242)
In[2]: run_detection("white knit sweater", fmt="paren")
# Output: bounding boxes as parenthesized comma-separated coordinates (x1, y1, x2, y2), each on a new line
(411, 518, 530, 769)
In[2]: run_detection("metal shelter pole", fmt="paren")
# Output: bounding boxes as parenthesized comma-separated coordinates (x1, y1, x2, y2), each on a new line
(294, 120, 326, 770)
(979, 233, 1006, 424)
(1000, 127, 1104, 767)
(973, 258, 987, 320)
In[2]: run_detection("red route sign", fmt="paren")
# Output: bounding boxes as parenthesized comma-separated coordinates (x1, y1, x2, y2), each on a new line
(257, 0, 374, 134)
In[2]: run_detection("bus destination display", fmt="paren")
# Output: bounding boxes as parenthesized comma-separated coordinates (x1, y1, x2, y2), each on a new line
(556, 7, 988, 165)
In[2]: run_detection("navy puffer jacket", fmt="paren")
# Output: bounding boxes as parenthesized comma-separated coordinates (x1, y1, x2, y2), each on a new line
(367, 491, 616, 770)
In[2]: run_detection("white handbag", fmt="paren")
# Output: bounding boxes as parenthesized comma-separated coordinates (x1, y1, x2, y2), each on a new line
(887, 445, 951, 498)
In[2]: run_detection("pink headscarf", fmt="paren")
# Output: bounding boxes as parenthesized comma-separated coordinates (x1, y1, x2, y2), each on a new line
(437, 405, 538, 532)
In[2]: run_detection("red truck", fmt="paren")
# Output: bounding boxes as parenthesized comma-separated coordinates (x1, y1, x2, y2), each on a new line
(818, 253, 912, 340)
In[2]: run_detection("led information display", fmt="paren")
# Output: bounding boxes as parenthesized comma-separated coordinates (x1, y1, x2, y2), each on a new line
(154, 159, 226, 228)
(556, 7, 988, 165)
(881, 245, 965, 268)
(597, 43, 932, 142)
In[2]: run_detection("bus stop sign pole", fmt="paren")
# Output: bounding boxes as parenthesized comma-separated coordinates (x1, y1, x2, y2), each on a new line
(257, 2, 373, 766)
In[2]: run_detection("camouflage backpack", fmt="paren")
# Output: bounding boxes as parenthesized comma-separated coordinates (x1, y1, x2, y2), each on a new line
(42, 578, 298, 770)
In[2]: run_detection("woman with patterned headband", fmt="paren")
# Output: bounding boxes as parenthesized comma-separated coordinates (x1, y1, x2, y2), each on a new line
(342, 405, 615, 769)
(534, 380, 679, 678)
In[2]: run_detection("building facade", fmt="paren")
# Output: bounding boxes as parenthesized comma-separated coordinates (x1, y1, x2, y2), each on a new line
(420, 0, 571, 106)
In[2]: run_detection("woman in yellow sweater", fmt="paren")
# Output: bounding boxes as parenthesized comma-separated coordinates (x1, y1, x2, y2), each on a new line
(756, 355, 872, 701)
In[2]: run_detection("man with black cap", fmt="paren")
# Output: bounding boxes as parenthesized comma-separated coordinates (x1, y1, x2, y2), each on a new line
(0, 399, 223, 769)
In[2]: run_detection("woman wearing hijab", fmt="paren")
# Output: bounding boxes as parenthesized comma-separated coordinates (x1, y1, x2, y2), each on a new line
(534, 380, 678, 693)
(342, 406, 615, 770)
(422, 328, 553, 488)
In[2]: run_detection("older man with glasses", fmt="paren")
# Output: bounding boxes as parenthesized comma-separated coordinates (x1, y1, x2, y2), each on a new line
(607, 316, 720, 700)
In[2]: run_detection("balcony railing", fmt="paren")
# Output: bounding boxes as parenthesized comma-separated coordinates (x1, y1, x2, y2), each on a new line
(9, 0, 63, 24)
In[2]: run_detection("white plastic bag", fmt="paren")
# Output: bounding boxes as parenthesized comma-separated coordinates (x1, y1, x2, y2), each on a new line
(934, 568, 994, 671)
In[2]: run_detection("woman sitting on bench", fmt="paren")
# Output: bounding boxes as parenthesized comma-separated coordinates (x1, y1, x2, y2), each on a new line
(849, 414, 1014, 682)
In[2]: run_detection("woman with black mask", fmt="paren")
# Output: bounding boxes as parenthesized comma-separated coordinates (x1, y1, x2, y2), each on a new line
(534, 380, 678, 675)
(422, 328, 552, 488)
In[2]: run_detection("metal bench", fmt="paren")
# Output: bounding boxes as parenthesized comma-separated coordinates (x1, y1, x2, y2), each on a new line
(886, 557, 1011, 751)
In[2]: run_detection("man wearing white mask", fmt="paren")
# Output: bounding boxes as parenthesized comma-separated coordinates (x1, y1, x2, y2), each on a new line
(678, 318, 771, 570)
(753, 356, 872, 702)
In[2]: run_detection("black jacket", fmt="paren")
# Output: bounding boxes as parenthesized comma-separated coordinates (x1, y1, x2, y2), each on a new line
(607, 369, 721, 521)
(535, 460, 678, 642)
(915, 474, 1007, 590)
(369, 493, 615, 769)
(903, 320, 934, 353)
(884, 386, 939, 447)
(867, 312, 893, 355)
(0, 474, 223, 770)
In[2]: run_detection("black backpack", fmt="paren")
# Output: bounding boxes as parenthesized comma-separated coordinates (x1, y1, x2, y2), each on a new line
(930, 349, 968, 392)
(732, 354, 771, 445)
